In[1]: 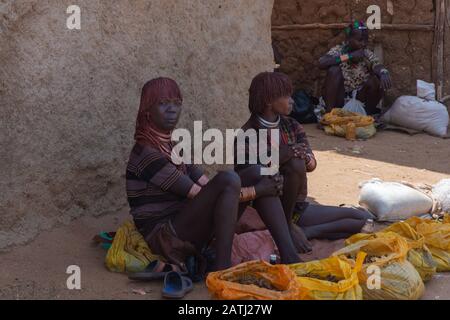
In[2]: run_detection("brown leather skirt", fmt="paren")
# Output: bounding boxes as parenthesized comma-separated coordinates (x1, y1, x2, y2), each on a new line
(134, 217, 204, 272)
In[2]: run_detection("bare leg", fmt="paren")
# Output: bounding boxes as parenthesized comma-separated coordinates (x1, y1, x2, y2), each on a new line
(172, 171, 241, 271)
(237, 166, 300, 264)
(302, 219, 367, 240)
(357, 75, 384, 115)
(296, 204, 372, 240)
(322, 66, 346, 112)
(279, 158, 307, 224)
(279, 158, 312, 253)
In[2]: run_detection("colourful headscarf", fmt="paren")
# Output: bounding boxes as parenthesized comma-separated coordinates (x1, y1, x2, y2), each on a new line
(345, 20, 368, 36)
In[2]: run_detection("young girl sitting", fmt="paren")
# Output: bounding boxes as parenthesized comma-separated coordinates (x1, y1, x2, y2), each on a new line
(235, 72, 373, 263)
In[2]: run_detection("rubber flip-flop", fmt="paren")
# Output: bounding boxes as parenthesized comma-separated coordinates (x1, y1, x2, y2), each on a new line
(162, 271, 193, 299)
(91, 232, 116, 250)
(128, 260, 187, 281)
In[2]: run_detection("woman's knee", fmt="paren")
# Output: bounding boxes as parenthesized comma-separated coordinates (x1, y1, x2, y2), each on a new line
(365, 75, 383, 94)
(237, 165, 263, 187)
(213, 170, 241, 192)
(326, 66, 344, 82)
(283, 158, 307, 177)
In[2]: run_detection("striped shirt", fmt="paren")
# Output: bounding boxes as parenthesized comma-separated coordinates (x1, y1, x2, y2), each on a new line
(126, 143, 203, 224)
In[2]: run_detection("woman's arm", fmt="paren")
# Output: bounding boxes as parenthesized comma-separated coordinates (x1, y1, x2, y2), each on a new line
(235, 163, 286, 203)
(135, 148, 200, 198)
(186, 164, 209, 186)
(372, 64, 392, 90)
(319, 54, 341, 70)
(305, 154, 317, 172)
(292, 119, 317, 172)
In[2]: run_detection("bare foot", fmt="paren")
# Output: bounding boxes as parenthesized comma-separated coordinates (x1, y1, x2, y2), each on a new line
(290, 224, 313, 253)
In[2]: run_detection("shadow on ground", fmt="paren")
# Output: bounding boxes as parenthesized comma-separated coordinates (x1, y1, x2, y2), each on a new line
(304, 124, 450, 175)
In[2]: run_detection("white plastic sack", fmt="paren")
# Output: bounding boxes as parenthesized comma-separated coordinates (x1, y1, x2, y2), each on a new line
(417, 80, 436, 101)
(343, 90, 367, 115)
(359, 178, 433, 221)
(432, 179, 450, 213)
(382, 96, 449, 137)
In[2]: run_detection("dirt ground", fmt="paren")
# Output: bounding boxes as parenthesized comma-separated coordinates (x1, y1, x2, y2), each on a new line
(1, 125, 449, 300)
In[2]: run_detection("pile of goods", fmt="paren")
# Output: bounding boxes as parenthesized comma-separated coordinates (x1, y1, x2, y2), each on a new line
(206, 261, 300, 300)
(206, 178, 450, 301)
(320, 108, 376, 140)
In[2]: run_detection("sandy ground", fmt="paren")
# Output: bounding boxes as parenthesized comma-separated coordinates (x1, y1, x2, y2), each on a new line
(1, 125, 449, 300)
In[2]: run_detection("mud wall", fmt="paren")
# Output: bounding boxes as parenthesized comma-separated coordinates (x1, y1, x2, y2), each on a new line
(272, 0, 439, 106)
(0, 0, 275, 249)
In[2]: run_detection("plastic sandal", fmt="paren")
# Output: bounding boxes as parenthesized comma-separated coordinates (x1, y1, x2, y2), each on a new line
(128, 260, 187, 281)
(162, 271, 193, 299)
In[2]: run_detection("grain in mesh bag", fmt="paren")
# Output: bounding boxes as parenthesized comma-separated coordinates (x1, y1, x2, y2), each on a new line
(405, 216, 450, 272)
(333, 233, 424, 300)
(288, 253, 365, 300)
(345, 222, 436, 281)
(206, 261, 301, 300)
(320, 108, 376, 140)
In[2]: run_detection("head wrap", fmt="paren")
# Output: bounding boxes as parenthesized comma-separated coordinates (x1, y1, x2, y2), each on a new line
(345, 20, 368, 36)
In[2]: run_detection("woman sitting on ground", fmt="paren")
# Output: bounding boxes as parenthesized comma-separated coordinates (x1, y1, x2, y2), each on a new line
(235, 72, 373, 263)
(126, 77, 242, 272)
(126, 77, 281, 272)
(319, 20, 392, 115)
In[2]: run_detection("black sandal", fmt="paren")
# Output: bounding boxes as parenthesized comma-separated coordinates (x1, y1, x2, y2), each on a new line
(128, 260, 187, 281)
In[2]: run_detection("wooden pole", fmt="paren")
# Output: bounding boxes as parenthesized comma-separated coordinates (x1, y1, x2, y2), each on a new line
(271, 23, 434, 32)
(432, 0, 446, 101)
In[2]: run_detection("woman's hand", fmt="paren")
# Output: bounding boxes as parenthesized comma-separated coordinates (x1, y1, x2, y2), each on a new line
(280, 143, 310, 163)
(279, 144, 295, 164)
(349, 49, 366, 62)
(254, 174, 284, 198)
(291, 143, 309, 160)
(379, 72, 392, 90)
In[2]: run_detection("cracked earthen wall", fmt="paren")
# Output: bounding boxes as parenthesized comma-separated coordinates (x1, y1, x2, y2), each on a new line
(0, 0, 275, 249)
(272, 0, 445, 106)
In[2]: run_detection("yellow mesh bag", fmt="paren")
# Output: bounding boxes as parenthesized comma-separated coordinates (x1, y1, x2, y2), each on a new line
(405, 216, 450, 272)
(288, 253, 365, 300)
(333, 233, 424, 300)
(321, 108, 376, 140)
(206, 261, 301, 300)
(105, 220, 163, 273)
(346, 222, 436, 281)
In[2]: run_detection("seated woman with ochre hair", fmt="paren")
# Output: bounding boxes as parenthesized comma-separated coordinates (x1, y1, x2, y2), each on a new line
(126, 77, 280, 273)
(235, 72, 374, 263)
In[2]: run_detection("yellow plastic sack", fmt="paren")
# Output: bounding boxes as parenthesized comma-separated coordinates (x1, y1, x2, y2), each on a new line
(105, 220, 163, 273)
(320, 108, 376, 140)
(334, 233, 424, 300)
(444, 215, 450, 224)
(346, 222, 436, 281)
(206, 261, 301, 300)
(288, 253, 365, 300)
(405, 216, 450, 272)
